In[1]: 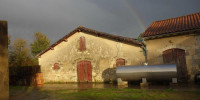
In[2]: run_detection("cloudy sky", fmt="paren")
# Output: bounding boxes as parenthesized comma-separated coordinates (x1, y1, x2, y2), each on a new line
(0, 0, 200, 44)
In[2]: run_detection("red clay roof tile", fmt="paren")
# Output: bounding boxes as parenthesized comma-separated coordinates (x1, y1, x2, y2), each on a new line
(142, 12, 200, 37)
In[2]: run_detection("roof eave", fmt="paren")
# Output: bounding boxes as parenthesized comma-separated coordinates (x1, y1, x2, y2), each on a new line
(36, 26, 143, 57)
(142, 29, 200, 40)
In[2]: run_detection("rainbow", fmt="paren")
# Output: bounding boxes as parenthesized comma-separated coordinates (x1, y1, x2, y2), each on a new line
(122, 0, 146, 31)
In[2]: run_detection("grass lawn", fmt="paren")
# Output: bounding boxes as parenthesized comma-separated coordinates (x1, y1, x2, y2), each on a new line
(10, 86, 200, 100)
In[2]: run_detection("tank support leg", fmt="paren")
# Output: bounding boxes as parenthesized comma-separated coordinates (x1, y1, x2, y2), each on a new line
(140, 78, 149, 88)
(117, 78, 128, 88)
(170, 78, 178, 87)
(172, 78, 177, 83)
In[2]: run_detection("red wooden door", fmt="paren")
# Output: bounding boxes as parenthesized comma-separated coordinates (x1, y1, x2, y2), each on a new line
(163, 48, 188, 83)
(77, 61, 84, 82)
(77, 61, 92, 82)
(86, 61, 92, 82)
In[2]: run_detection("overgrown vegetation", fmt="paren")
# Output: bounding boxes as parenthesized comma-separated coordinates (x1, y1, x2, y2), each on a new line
(137, 32, 143, 42)
(8, 32, 50, 67)
(9, 38, 34, 66)
(9, 66, 41, 85)
(30, 32, 50, 56)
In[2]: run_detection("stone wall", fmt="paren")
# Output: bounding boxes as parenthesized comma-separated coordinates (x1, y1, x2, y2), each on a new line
(0, 21, 9, 100)
(144, 34, 200, 82)
(193, 34, 200, 79)
(39, 32, 145, 83)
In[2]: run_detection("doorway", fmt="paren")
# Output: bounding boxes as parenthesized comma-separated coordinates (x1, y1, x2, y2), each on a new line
(77, 61, 92, 82)
(163, 48, 188, 83)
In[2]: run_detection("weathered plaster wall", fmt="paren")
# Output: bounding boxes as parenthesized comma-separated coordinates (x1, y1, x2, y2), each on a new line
(0, 21, 9, 100)
(39, 32, 145, 82)
(144, 34, 200, 82)
(193, 34, 200, 77)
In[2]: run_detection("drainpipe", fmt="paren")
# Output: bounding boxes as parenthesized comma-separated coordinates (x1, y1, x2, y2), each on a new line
(141, 38, 148, 65)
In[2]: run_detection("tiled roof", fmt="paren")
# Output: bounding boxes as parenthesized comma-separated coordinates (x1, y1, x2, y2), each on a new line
(142, 12, 200, 37)
(37, 26, 143, 57)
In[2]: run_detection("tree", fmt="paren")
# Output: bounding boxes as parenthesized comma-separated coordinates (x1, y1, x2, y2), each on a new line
(9, 38, 33, 67)
(30, 32, 50, 56)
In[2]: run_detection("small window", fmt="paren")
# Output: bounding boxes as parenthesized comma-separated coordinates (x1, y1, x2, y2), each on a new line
(116, 58, 125, 67)
(53, 63, 60, 70)
(79, 36, 86, 51)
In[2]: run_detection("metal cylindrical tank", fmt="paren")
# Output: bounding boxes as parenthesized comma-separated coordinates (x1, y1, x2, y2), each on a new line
(116, 64, 177, 81)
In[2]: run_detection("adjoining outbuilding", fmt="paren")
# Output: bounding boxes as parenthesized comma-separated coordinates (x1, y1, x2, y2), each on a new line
(38, 12, 200, 85)
(142, 12, 200, 83)
(37, 26, 145, 83)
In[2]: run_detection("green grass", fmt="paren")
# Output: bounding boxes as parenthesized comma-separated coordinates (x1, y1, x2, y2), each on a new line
(40, 88, 200, 100)
(10, 86, 200, 100)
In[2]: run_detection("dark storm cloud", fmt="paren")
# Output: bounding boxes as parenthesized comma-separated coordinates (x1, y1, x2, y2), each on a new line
(0, 0, 200, 44)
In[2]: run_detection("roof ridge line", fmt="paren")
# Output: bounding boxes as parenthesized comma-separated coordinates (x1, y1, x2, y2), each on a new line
(36, 26, 143, 57)
(153, 12, 200, 23)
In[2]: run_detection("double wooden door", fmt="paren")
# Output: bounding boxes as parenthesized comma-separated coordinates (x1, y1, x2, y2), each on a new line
(77, 61, 92, 82)
(163, 48, 188, 82)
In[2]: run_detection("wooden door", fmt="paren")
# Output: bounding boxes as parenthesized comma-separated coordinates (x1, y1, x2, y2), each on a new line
(77, 61, 85, 82)
(163, 48, 188, 83)
(77, 61, 92, 82)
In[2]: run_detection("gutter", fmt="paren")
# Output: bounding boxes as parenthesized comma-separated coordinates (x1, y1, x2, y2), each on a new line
(141, 38, 148, 65)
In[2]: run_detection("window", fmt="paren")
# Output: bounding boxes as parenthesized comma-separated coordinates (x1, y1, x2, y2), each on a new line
(53, 63, 60, 70)
(79, 36, 86, 51)
(116, 58, 125, 67)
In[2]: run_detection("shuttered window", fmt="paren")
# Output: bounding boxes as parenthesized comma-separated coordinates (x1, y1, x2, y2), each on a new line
(79, 36, 86, 51)
(116, 58, 125, 67)
(53, 63, 60, 70)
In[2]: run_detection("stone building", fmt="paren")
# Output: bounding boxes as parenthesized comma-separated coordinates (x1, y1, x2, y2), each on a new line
(37, 26, 145, 83)
(38, 12, 200, 84)
(0, 21, 9, 100)
(142, 12, 200, 83)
